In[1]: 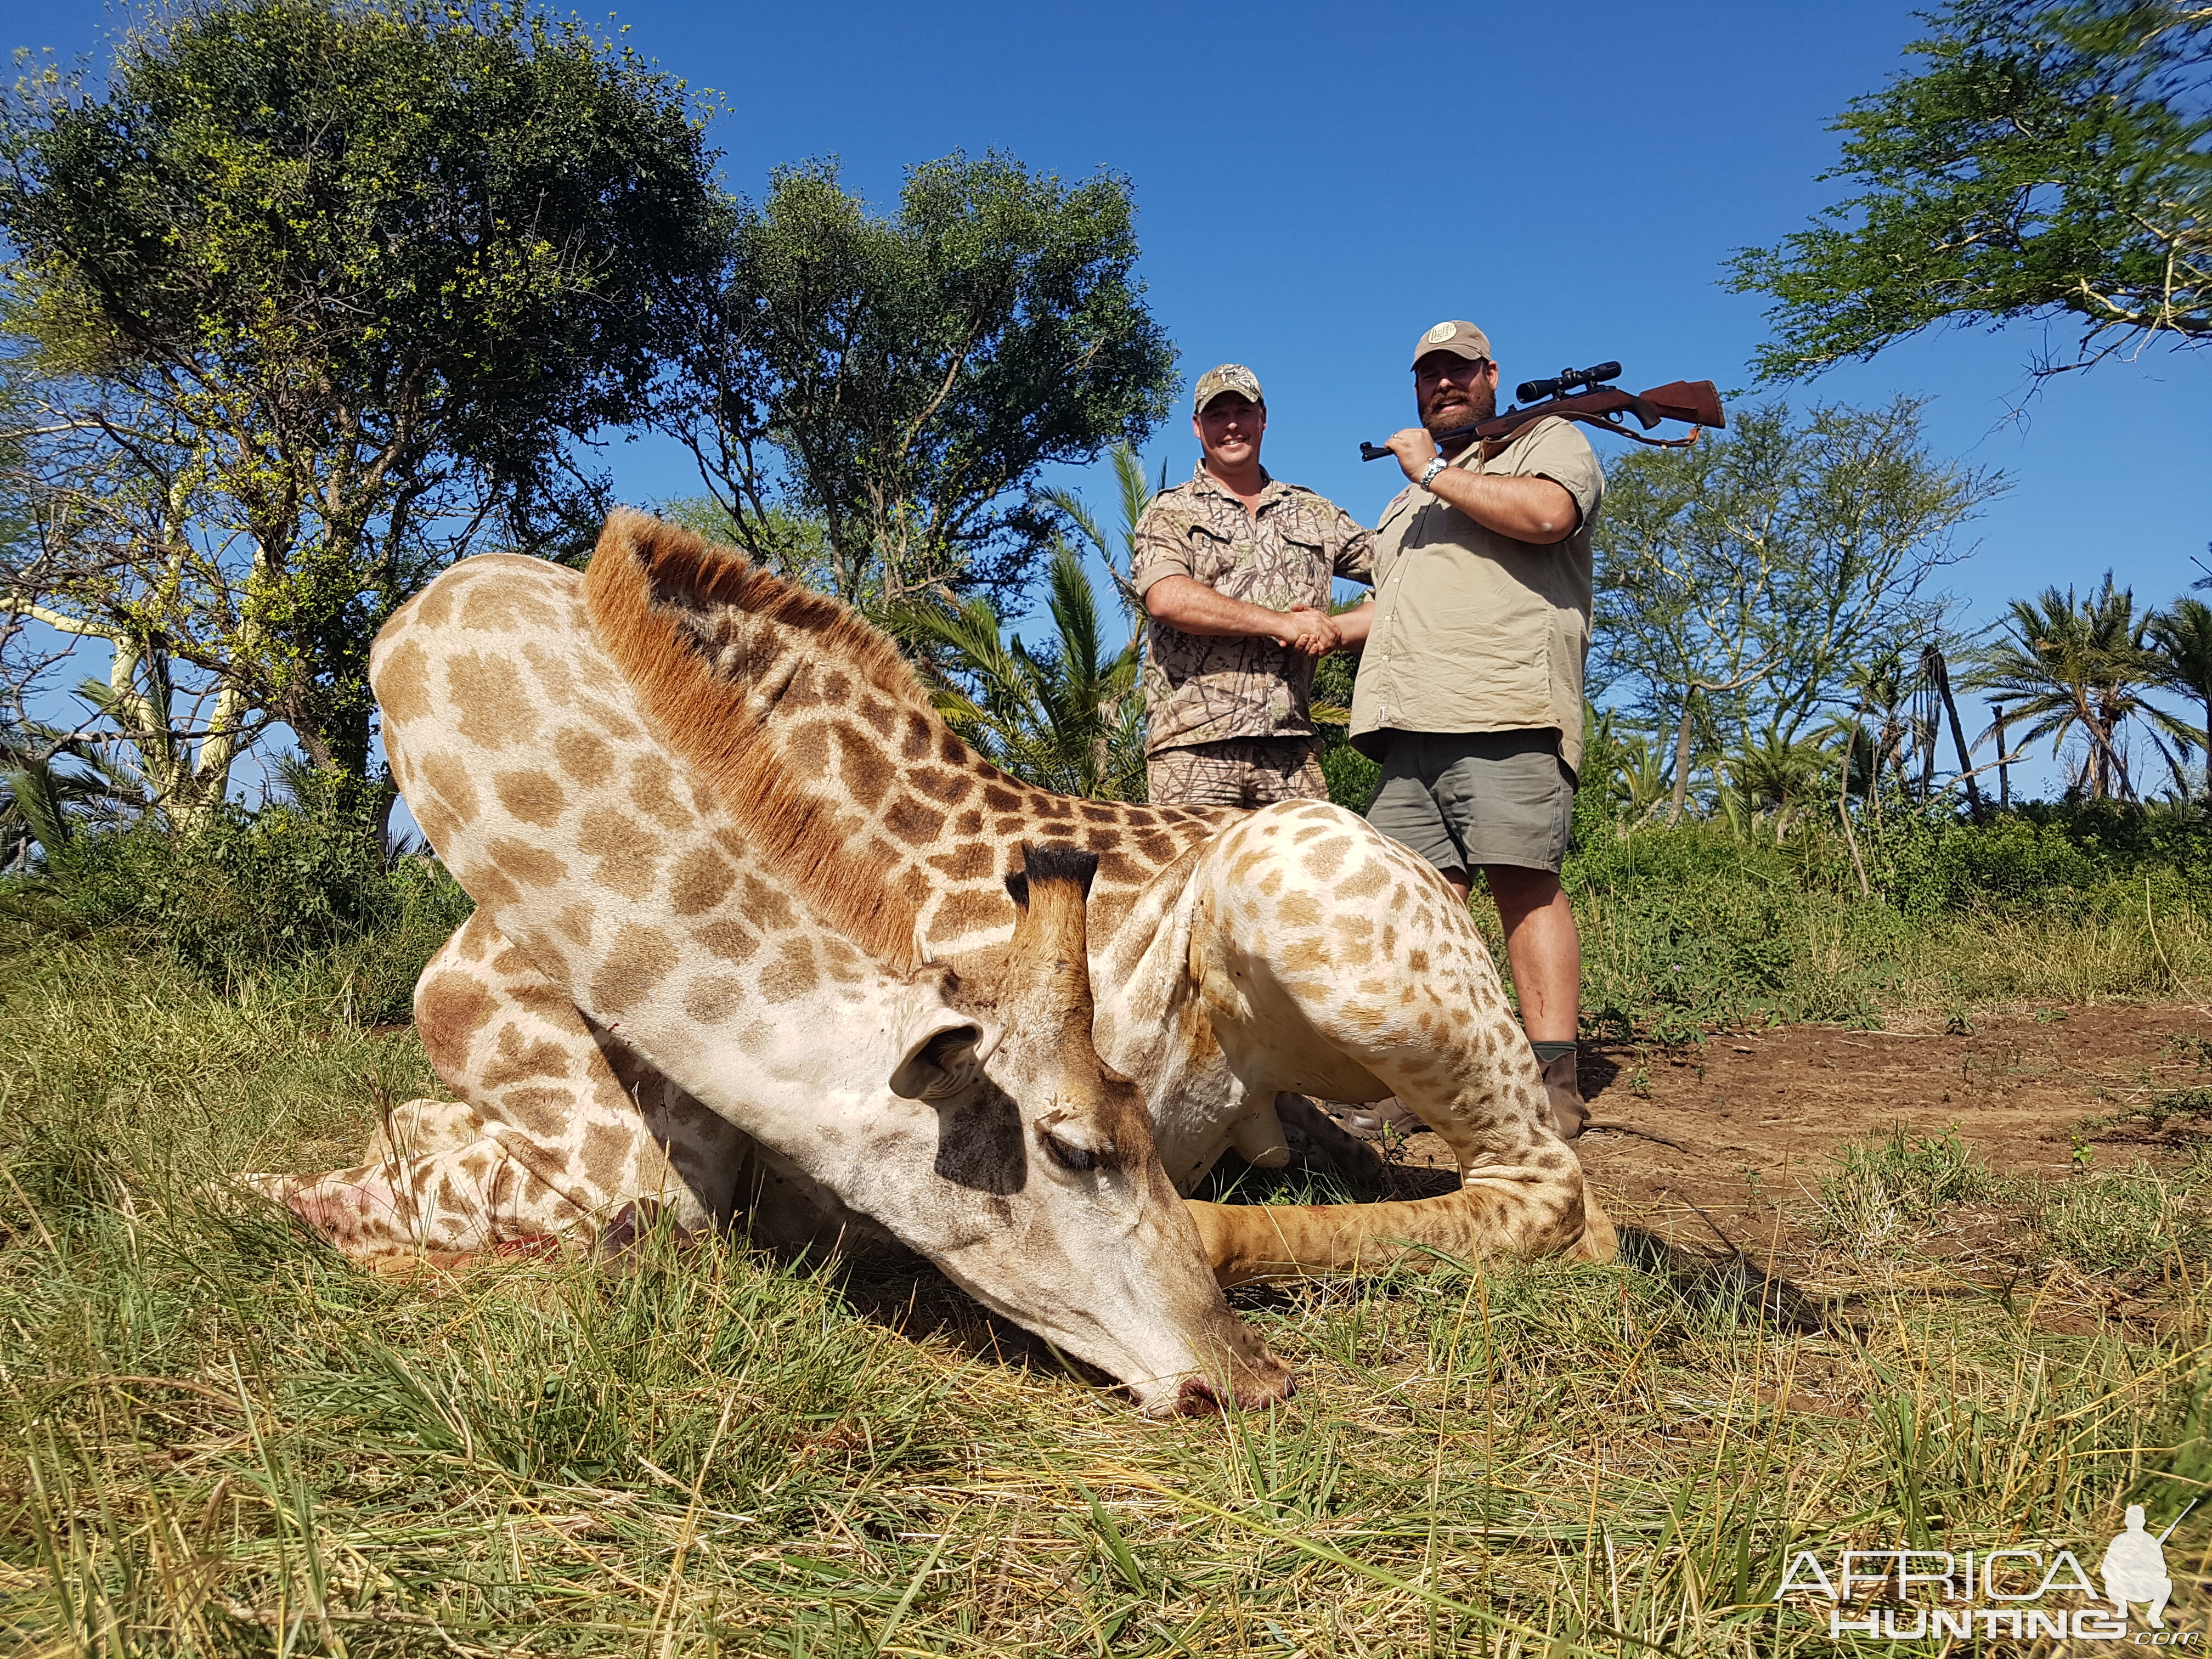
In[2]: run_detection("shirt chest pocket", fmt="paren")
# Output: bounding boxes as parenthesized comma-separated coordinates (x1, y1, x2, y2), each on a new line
(1183, 523, 1246, 590)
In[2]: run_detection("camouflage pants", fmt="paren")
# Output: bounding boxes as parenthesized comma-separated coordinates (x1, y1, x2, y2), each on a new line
(1147, 736, 1329, 809)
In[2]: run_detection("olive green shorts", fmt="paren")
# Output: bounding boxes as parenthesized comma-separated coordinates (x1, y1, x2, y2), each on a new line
(1364, 729, 1576, 875)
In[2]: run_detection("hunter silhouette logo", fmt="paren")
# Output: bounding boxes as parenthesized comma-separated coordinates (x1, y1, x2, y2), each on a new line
(1774, 1501, 2198, 1643)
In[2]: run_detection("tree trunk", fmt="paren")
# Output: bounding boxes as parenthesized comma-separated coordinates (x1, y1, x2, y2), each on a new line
(1838, 693, 1871, 898)
(1667, 692, 1696, 825)
(1991, 701, 2011, 810)
(1928, 649, 1984, 820)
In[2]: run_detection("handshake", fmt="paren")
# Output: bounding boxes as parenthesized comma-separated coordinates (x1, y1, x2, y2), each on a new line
(1269, 604, 1346, 658)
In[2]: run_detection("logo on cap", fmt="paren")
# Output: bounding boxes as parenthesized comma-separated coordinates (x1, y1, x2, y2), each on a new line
(1423, 322, 1458, 344)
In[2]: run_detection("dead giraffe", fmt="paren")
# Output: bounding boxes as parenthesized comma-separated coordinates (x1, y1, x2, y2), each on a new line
(575, 511, 1614, 1281)
(245, 551, 1290, 1415)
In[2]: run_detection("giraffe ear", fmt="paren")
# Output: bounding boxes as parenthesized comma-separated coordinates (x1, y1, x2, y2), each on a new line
(890, 1009, 1002, 1102)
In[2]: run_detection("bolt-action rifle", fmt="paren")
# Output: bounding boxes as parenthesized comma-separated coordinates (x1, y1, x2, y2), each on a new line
(1358, 361, 1726, 461)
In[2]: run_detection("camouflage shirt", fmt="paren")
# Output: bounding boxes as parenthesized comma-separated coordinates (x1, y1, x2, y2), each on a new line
(1130, 463, 1374, 755)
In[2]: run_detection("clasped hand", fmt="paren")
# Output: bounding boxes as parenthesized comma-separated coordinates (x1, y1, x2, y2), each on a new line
(1271, 604, 1339, 657)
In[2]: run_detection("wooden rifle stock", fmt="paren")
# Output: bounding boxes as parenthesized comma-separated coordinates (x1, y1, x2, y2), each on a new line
(1359, 377, 1727, 460)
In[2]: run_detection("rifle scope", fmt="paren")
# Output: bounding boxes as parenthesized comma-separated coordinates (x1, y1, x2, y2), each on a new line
(1515, 362, 1622, 403)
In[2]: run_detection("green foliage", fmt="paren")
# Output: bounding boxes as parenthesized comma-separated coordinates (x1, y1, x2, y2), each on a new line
(1, 0, 724, 789)
(1590, 400, 2001, 779)
(6, 802, 471, 1020)
(1730, 0, 2211, 378)
(658, 152, 1177, 605)
(898, 540, 1146, 800)
(2033, 1149, 2212, 1277)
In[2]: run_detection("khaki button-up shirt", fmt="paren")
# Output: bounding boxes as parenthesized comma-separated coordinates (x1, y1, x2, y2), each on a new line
(1348, 417, 1604, 774)
(1131, 464, 1373, 755)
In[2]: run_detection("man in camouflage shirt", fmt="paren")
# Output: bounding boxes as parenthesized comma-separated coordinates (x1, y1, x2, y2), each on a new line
(1132, 364, 1373, 806)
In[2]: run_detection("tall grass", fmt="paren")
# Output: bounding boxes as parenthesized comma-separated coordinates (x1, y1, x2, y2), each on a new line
(3, 920, 2208, 1652)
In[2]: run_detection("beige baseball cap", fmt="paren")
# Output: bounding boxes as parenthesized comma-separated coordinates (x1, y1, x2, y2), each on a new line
(1410, 319, 1493, 369)
(1193, 363, 1263, 413)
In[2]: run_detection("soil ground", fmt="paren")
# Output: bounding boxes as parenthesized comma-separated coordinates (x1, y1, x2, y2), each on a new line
(1347, 998, 2212, 1266)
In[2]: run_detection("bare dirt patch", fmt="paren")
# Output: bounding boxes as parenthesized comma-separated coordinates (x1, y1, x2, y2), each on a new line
(1371, 999, 2212, 1249)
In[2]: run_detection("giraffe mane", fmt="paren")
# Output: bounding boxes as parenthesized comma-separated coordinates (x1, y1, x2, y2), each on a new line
(582, 507, 938, 973)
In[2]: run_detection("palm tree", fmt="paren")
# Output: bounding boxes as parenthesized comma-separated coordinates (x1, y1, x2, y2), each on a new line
(1963, 573, 2161, 802)
(1724, 725, 1833, 842)
(1036, 440, 1160, 659)
(1, 718, 145, 871)
(898, 539, 1143, 800)
(2148, 596, 2212, 803)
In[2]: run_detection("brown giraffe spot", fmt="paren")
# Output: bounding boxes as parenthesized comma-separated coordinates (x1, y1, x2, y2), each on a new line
(460, 861, 523, 913)
(735, 870, 796, 930)
(926, 843, 995, 881)
(447, 653, 539, 748)
(759, 937, 821, 1005)
(578, 807, 662, 900)
(482, 1025, 575, 1088)
(553, 726, 614, 787)
(1077, 803, 1118, 825)
(580, 1121, 634, 1190)
(419, 752, 480, 825)
(416, 973, 498, 1076)
(377, 639, 433, 724)
(982, 784, 1023, 811)
(572, 695, 642, 741)
(459, 582, 558, 633)
(1302, 835, 1354, 881)
(683, 973, 747, 1024)
(494, 769, 567, 827)
(553, 903, 594, 946)
(939, 731, 968, 765)
(883, 797, 945, 845)
(411, 797, 460, 854)
(629, 753, 692, 831)
(489, 837, 568, 888)
(512, 981, 574, 1017)
(500, 1086, 571, 1138)
(591, 924, 679, 1016)
(900, 712, 933, 761)
(786, 719, 830, 776)
(1256, 868, 1284, 898)
(857, 697, 896, 737)
(910, 766, 974, 805)
(953, 809, 984, 835)
(1095, 851, 1142, 886)
(693, 919, 761, 963)
(669, 845, 737, 916)
(992, 815, 1028, 836)
(1134, 831, 1178, 865)
(1407, 947, 1431, 974)
(930, 888, 1007, 942)
(1081, 825, 1122, 854)
(1290, 823, 1328, 845)
(834, 725, 894, 808)
(1283, 939, 1329, 974)
(517, 641, 579, 707)
(1034, 795, 1074, 820)
(821, 938, 868, 984)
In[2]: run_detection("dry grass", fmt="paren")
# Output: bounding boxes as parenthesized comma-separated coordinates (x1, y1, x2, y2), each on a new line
(4, 932, 2210, 1656)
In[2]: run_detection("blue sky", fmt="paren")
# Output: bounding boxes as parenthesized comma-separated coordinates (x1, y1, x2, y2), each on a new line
(16, 0, 2210, 797)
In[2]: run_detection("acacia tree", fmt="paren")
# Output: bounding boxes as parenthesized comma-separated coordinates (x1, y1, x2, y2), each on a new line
(0, 0, 723, 812)
(1730, 0, 2210, 379)
(1592, 399, 2000, 817)
(656, 154, 1177, 607)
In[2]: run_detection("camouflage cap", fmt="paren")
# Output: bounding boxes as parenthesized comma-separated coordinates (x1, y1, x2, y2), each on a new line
(1409, 320, 1493, 370)
(1193, 363, 1264, 413)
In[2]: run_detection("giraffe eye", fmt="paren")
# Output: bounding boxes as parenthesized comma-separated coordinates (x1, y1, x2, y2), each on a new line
(1039, 1127, 1098, 1172)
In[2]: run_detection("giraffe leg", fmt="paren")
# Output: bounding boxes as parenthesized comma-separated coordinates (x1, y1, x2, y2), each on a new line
(247, 913, 753, 1261)
(1180, 806, 1615, 1283)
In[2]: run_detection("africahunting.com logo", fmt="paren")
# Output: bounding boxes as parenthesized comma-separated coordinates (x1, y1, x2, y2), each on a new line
(1776, 1504, 2198, 1643)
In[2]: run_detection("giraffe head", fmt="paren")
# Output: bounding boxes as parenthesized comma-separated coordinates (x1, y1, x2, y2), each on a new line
(902, 844, 1292, 1415)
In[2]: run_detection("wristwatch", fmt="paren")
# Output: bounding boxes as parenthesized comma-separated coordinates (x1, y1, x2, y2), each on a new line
(1418, 456, 1449, 489)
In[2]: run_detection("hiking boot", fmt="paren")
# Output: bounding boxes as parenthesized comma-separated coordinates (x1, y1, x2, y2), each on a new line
(1541, 1051, 1589, 1141)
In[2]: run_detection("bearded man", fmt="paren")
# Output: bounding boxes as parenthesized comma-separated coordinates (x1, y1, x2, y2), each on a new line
(1332, 320, 1604, 1138)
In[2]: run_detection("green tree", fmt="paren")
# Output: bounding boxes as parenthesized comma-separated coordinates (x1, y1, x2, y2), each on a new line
(657, 154, 1177, 607)
(1730, 1, 2210, 379)
(898, 540, 1143, 800)
(0, 0, 724, 810)
(1964, 572, 2164, 799)
(2147, 594, 2212, 798)
(1592, 399, 2001, 820)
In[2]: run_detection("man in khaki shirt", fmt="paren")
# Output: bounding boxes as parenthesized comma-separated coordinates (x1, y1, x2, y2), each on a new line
(1132, 364, 1373, 806)
(1335, 321, 1602, 1136)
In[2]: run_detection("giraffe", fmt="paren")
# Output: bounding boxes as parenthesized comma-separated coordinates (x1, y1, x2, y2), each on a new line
(570, 510, 1614, 1282)
(244, 551, 1291, 1417)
